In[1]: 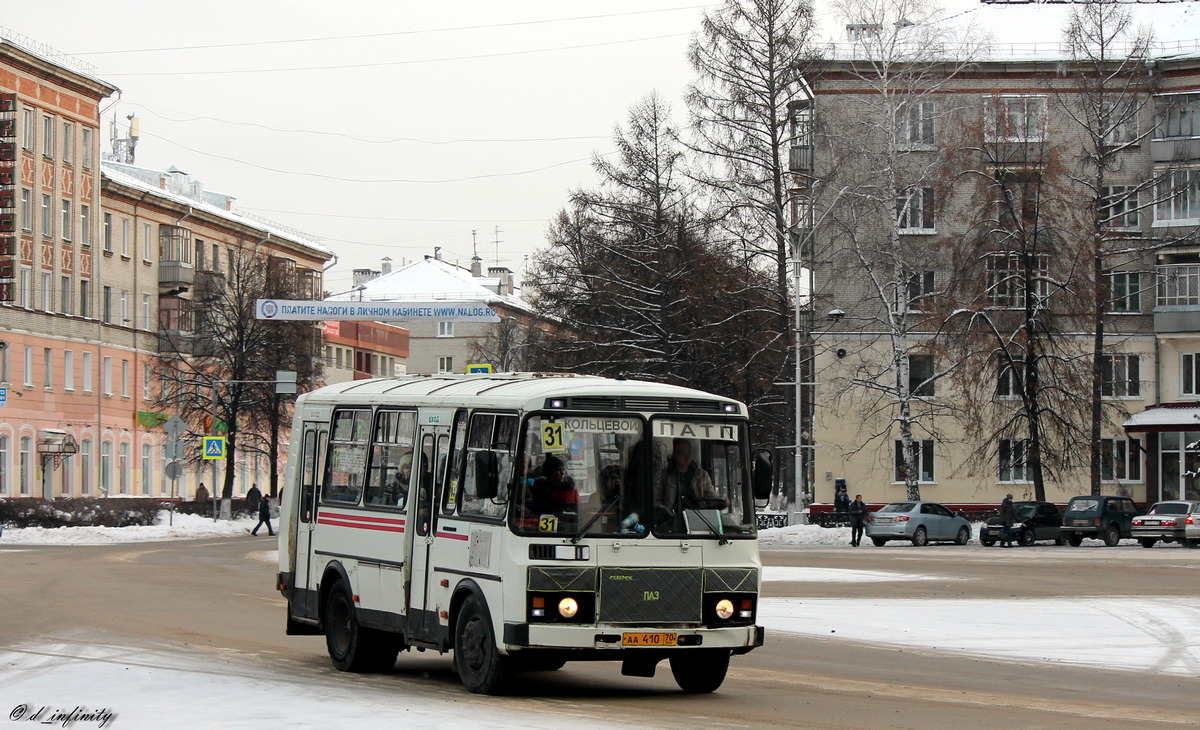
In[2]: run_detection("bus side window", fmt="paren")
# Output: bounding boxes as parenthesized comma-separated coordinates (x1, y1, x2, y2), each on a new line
(441, 413, 468, 516)
(459, 413, 515, 520)
(322, 409, 371, 505)
(300, 430, 317, 523)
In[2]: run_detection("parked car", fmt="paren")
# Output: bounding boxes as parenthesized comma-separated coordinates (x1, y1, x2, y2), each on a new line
(1060, 495, 1139, 546)
(1131, 500, 1200, 548)
(1185, 502, 1200, 547)
(979, 501, 1065, 547)
(865, 501, 972, 547)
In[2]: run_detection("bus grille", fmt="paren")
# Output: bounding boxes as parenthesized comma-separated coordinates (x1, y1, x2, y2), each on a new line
(704, 568, 758, 592)
(598, 568, 702, 623)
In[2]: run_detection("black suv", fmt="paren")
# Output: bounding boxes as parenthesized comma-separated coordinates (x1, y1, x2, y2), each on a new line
(980, 501, 1064, 547)
(1061, 495, 1140, 547)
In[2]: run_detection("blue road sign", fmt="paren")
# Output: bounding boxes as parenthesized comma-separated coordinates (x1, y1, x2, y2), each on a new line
(202, 436, 226, 460)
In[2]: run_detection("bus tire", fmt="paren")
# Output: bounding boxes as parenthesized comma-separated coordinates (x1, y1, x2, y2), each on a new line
(324, 581, 399, 673)
(454, 595, 508, 694)
(669, 649, 730, 693)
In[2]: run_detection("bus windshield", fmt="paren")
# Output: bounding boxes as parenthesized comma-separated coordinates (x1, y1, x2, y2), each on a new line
(513, 414, 646, 537)
(650, 418, 753, 539)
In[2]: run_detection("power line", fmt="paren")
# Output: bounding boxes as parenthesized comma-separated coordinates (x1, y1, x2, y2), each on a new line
(238, 206, 551, 223)
(102, 33, 689, 77)
(71, 5, 710, 55)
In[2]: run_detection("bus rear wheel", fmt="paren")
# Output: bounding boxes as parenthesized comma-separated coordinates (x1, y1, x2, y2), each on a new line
(669, 649, 730, 693)
(324, 581, 400, 673)
(454, 595, 508, 694)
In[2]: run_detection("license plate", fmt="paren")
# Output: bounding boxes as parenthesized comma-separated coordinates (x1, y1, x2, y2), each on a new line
(1144, 521, 1160, 526)
(622, 632, 677, 647)
(876, 517, 893, 524)
(1072, 519, 1089, 526)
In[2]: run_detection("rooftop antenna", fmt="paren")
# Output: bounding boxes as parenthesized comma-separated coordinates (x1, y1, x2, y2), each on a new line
(493, 225, 503, 267)
(106, 113, 140, 164)
(471, 229, 478, 259)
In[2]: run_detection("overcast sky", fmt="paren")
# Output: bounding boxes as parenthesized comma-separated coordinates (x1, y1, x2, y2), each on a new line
(7, 1, 1199, 295)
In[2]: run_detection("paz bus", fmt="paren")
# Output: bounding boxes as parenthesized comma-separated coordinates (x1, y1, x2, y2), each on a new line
(276, 373, 771, 694)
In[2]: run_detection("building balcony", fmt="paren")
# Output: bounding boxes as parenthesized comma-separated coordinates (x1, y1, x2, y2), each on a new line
(159, 260, 195, 288)
(1151, 137, 1200, 163)
(157, 328, 192, 356)
(1154, 309, 1200, 334)
(1154, 264, 1200, 334)
(789, 145, 813, 173)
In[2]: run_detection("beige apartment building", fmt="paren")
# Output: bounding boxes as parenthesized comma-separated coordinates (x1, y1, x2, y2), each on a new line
(799, 48, 1200, 508)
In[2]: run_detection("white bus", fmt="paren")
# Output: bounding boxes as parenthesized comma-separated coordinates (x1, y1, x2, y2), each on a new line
(277, 373, 771, 694)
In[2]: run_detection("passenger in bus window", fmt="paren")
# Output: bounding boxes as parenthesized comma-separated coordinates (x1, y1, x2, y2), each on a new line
(588, 464, 623, 531)
(657, 438, 724, 520)
(384, 454, 412, 507)
(529, 455, 579, 514)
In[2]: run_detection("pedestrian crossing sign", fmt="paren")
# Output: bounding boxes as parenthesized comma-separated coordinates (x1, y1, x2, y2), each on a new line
(202, 436, 226, 460)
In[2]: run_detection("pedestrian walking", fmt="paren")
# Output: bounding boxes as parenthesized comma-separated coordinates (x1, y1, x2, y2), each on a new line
(849, 494, 868, 546)
(999, 493, 1016, 548)
(251, 494, 275, 537)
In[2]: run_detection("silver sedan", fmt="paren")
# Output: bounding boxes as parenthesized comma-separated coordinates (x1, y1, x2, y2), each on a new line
(1133, 500, 1200, 548)
(865, 501, 972, 547)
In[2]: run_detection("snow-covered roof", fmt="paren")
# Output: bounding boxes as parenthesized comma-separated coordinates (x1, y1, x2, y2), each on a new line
(101, 160, 333, 260)
(326, 256, 532, 313)
(1124, 405, 1200, 432)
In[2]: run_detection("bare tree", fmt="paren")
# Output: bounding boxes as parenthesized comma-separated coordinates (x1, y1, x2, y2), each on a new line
(814, 0, 986, 500)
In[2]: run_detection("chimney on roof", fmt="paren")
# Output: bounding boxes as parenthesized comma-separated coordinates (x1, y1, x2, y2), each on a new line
(488, 266, 514, 296)
(434, 247, 443, 261)
(470, 255, 483, 278)
(381, 257, 392, 275)
(352, 268, 380, 287)
(165, 165, 190, 195)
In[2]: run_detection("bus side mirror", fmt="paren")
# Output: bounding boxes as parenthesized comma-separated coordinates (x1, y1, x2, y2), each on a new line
(752, 451, 773, 501)
(472, 450, 500, 500)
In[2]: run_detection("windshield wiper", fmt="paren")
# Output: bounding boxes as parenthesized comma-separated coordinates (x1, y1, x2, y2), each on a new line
(680, 496, 729, 545)
(571, 498, 619, 544)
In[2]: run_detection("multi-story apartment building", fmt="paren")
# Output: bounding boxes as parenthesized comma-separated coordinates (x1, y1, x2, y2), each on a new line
(0, 33, 331, 501)
(321, 320, 409, 384)
(800, 43, 1200, 508)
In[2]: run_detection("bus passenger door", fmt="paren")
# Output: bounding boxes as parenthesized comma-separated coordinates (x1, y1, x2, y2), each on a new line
(293, 424, 327, 619)
(405, 424, 449, 642)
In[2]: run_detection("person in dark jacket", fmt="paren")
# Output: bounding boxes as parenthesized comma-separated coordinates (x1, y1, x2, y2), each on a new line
(251, 494, 274, 537)
(848, 494, 868, 546)
(999, 493, 1016, 547)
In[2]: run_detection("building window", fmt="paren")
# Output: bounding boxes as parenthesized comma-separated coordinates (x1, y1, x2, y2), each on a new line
(142, 294, 151, 327)
(102, 286, 112, 323)
(20, 189, 30, 231)
(80, 205, 90, 245)
(40, 272, 51, 312)
(142, 443, 152, 496)
(22, 345, 32, 387)
(40, 194, 52, 238)
(64, 350, 74, 391)
(1101, 100, 1138, 146)
(894, 439, 935, 483)
(82, 127, 92, 168)
(985, 253, 1049, 309)
(1155, 170, 1200, 224)
(61, 200, 72, 241)
(996, 356, 1024, 398)
(82, 351, 93, 393)
(119, 442, 130, 495)
(0, 346, 7, 383)
(896, 186, 935, 232)
(18, 267, 29, 308)
(1154, 92, 1200, 139)
(143, 363, 152, 400)
(62, 122, 73, 163)
(438, 356, 454, 374)
(43, 347, 53, 389)
(1101, 437, 1142, 482)
(1101, 186, 1139, 229)
(103, 355, 113, 396)
(120, 290, 129, 324)
(908, 354, 934, 397)
(986, 95, 1048, 142)
(0, 435, 7, 495)
(42, 116, 53, 157)
(1182, 353, 1200, 396)
(79, 279, 90, 318)
(21, 108, 33, 151)
(438, 321, 455, 337)
(121, 359, 130, 398)
(1158, 265, 1200, 307)
(100, 441, 112, 495)
(19, 436, 31, 496)
(80, 439, 92, 495)
(1107, 271, 1141, 313)
(897, 101, 935, 147)
(103, 212, 112, 251)
(61, 275, 72, 315)
(999, 438, 1031, 483)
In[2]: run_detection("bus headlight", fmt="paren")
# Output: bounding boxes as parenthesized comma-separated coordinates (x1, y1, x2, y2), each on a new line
(714, 599, 735, 620)
(558, 597, 579, 619)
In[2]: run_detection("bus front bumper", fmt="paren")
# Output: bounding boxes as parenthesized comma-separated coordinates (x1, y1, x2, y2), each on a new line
(503, 623, 764, 653)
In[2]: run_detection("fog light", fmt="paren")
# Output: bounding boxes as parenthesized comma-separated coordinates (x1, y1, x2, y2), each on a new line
(558, 597, 578, 619)
(715, 599, 735, 620)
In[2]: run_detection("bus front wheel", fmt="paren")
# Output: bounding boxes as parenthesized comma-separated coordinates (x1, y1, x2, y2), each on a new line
(324, 581, 400, 673)
(454, 595, 508, 694)
(669, 649, 730, 693)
